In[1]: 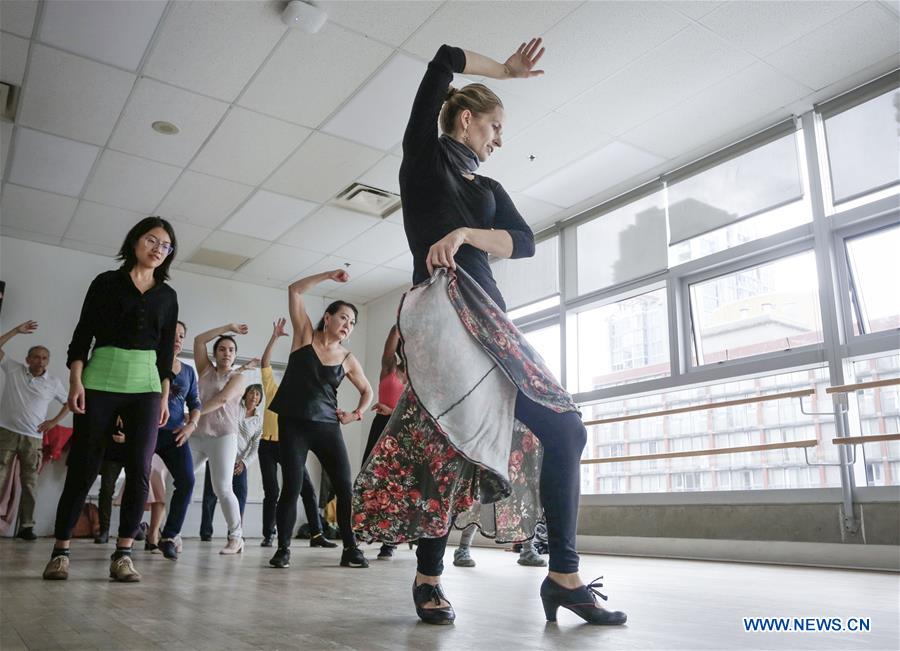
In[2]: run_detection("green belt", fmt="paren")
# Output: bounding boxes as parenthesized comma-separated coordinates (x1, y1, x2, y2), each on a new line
(82, 347, 161, 394)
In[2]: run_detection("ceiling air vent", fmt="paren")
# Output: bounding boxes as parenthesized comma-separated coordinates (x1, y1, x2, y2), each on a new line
(331, 182, 401, 218)
(187, 248, 250, 271)
(0, 82, 20, 123)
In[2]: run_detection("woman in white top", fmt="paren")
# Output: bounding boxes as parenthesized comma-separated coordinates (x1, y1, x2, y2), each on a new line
(200, 383, 263, 537)
(184, 323, 249, 555)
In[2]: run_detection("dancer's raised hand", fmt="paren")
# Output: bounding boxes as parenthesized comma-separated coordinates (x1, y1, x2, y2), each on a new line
(504, 38, 545, 78)
(328, 268, 350, 283)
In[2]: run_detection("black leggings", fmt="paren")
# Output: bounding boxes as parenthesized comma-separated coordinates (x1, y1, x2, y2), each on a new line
(258, 439, 323, 539)
(54, 389, 161, 541)
(363, 412, 391, 463)
(276, 416, 354, 549)
(416, 392, 586, 576)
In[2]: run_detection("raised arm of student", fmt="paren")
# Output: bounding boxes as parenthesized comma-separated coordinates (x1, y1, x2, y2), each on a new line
(0, 320, 38, 362)
(287, 270, 349, 352)
(193, 323, 248, 375)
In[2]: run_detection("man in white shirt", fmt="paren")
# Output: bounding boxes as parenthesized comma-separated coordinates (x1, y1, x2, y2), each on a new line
(0, 320, 69, 540)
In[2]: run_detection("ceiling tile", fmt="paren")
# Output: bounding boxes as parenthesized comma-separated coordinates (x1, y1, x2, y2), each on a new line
(0, 183, 78, 236)
(1, 32, 28, 86)
(386, 207, 403, 225)
(357, 155, 401, 195)
(384, 249, 414, 273)
(481, 112, 613, 192)
(0, 1, 38, 38)
(882, 0, 900, 16)
(201, 230, 270, 258)
(620, 62, 814, 159)
(320, 52, 424, 150)
(109, 78, 229, 166)
(0, 122, 13, 177)
(167, 219, 211, 261)
(142, 0, 287, 101)
(559, 25, 756, 138)
(317, 1, 440, 46)
(175, 261, 234, 280)
(240, 23, 393, 129)
(403, 1, 579, 62)
(331, 221, 409, 264)
(265, 132, 382, 202)
(157, 170, 253, 229)
(507, 192, 563, 226)
(525, 141, 664, 208)
(700, 1, 861, 58)
(236, 243, 323, 282)
(291, 254, 376, 285)
(221, 190, 317, 241)
(487, 83, 556, 141)
(60, 237, 120, 257)
(8, 128, 99, 196)
(765, 3, 899, 90)
(38, 0, 167, 71)
(191, 107, 310, 185)
(65, 200, 144, 247)
(516, 1, 692, 107)
(17, 45, 136, 145)
(83, 149, 181, 213)
(0, 225, 62, 246)
(667, 1, 725, 20)
(343, 266, 411, 300)
(279, 205, 380, 253)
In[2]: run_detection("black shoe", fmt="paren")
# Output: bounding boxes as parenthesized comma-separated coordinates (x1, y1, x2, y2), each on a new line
(340, 545, 368, 568)
(94, 530, 109, 544)
(269, 547, 290, 568)
(539, 576, 627, 625)
(134, 522, 148, 542)
(261, 536, 274, 547)
(16, 527, 36, 541)
(200, 535, 212, 542)
(144, 541, 158, 552)
(310, 533, 337, 548)
(377, 544, 395, 560)
(413, 580, 455, 625)
(158, 539, 178, 560)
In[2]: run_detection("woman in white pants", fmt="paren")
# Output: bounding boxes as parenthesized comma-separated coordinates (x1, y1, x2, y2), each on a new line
(187, 323, 249, 554)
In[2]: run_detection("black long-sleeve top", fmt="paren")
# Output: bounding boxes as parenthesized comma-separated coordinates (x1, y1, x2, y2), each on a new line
(67, 269, 179, 382)
(400, 45, 535, 311)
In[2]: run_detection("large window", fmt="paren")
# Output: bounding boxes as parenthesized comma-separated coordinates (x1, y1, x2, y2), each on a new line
(689, 251, 823, 365)
(567, 288, 669, 392)
(492, 236, 558, 312)
(851, 353, 900, 488)
(522, 324, 561, 383)
(846, 224, 900, 335)
(824, 87, 900, 206)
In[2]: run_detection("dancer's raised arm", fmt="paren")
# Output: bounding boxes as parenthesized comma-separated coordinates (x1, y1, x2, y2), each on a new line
(287, 269, 349, 352)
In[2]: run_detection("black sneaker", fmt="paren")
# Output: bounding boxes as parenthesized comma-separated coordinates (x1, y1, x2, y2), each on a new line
(269, 547, 290, 568)
(134, 522, 148, 542)
(377, 544, 395, 560)
(340, 545, 369, 568)
(200, 535, 212, 542)
(94, 530, 109, 544)
(261, 535, 274, 547)
(16, 527, 36, 541)
(310, 533, 337, 548)
(158, 539, 178, 561)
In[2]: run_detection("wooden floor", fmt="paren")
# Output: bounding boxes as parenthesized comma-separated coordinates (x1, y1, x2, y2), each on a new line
(1, 538, 897, 650)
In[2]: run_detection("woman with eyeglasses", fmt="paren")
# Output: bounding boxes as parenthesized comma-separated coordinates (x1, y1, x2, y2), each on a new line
(43, 217, 179, 583)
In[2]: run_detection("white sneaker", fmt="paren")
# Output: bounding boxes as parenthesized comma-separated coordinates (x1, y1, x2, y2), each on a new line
(219, 537, 244, 555)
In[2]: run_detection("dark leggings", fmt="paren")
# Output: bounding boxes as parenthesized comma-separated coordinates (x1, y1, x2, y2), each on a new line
(276, 416, 354, 549)
(416, 392, 586, 575)
(258, 439, 323, 539)
(154, 428, 195, 539)
(54, 390, 161, 541)
(199, 461, 248, 539)
(363, 412, 391, 463)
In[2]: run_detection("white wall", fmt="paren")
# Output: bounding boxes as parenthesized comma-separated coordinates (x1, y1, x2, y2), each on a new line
(0, 236, 368, 537)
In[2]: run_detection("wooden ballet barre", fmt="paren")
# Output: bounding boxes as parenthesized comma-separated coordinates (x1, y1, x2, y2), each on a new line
(825, 377, 900, 394)
(582, 388, 815, 427)
(580, 438, 819, 465)
(831, 433, 900, 445)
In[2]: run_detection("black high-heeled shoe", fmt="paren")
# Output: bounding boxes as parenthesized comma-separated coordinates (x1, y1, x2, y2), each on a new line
(413, 580, 455, 625)
(540, 576, 627, 625)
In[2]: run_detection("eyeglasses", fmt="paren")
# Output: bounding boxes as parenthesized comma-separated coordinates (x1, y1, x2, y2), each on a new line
(143, 234, 175, 256)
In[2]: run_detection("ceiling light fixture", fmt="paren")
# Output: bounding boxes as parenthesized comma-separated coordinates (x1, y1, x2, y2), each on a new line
(281, 0, 327, 33)
(152, 120, 179, 135)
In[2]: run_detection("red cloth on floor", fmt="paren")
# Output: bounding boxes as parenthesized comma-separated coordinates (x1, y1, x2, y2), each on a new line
(42, 424, 74, 467)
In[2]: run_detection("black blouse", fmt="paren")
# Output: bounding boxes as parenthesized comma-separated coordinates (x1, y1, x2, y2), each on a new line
(67, 269, 179, 382)
(400, 44, 535, 311)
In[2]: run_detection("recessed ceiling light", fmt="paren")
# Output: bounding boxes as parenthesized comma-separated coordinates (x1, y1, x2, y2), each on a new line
(152, 120, 179, 135)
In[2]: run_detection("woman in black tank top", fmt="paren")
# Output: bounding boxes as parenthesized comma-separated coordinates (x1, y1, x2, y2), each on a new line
(267, 269, 373, 569)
